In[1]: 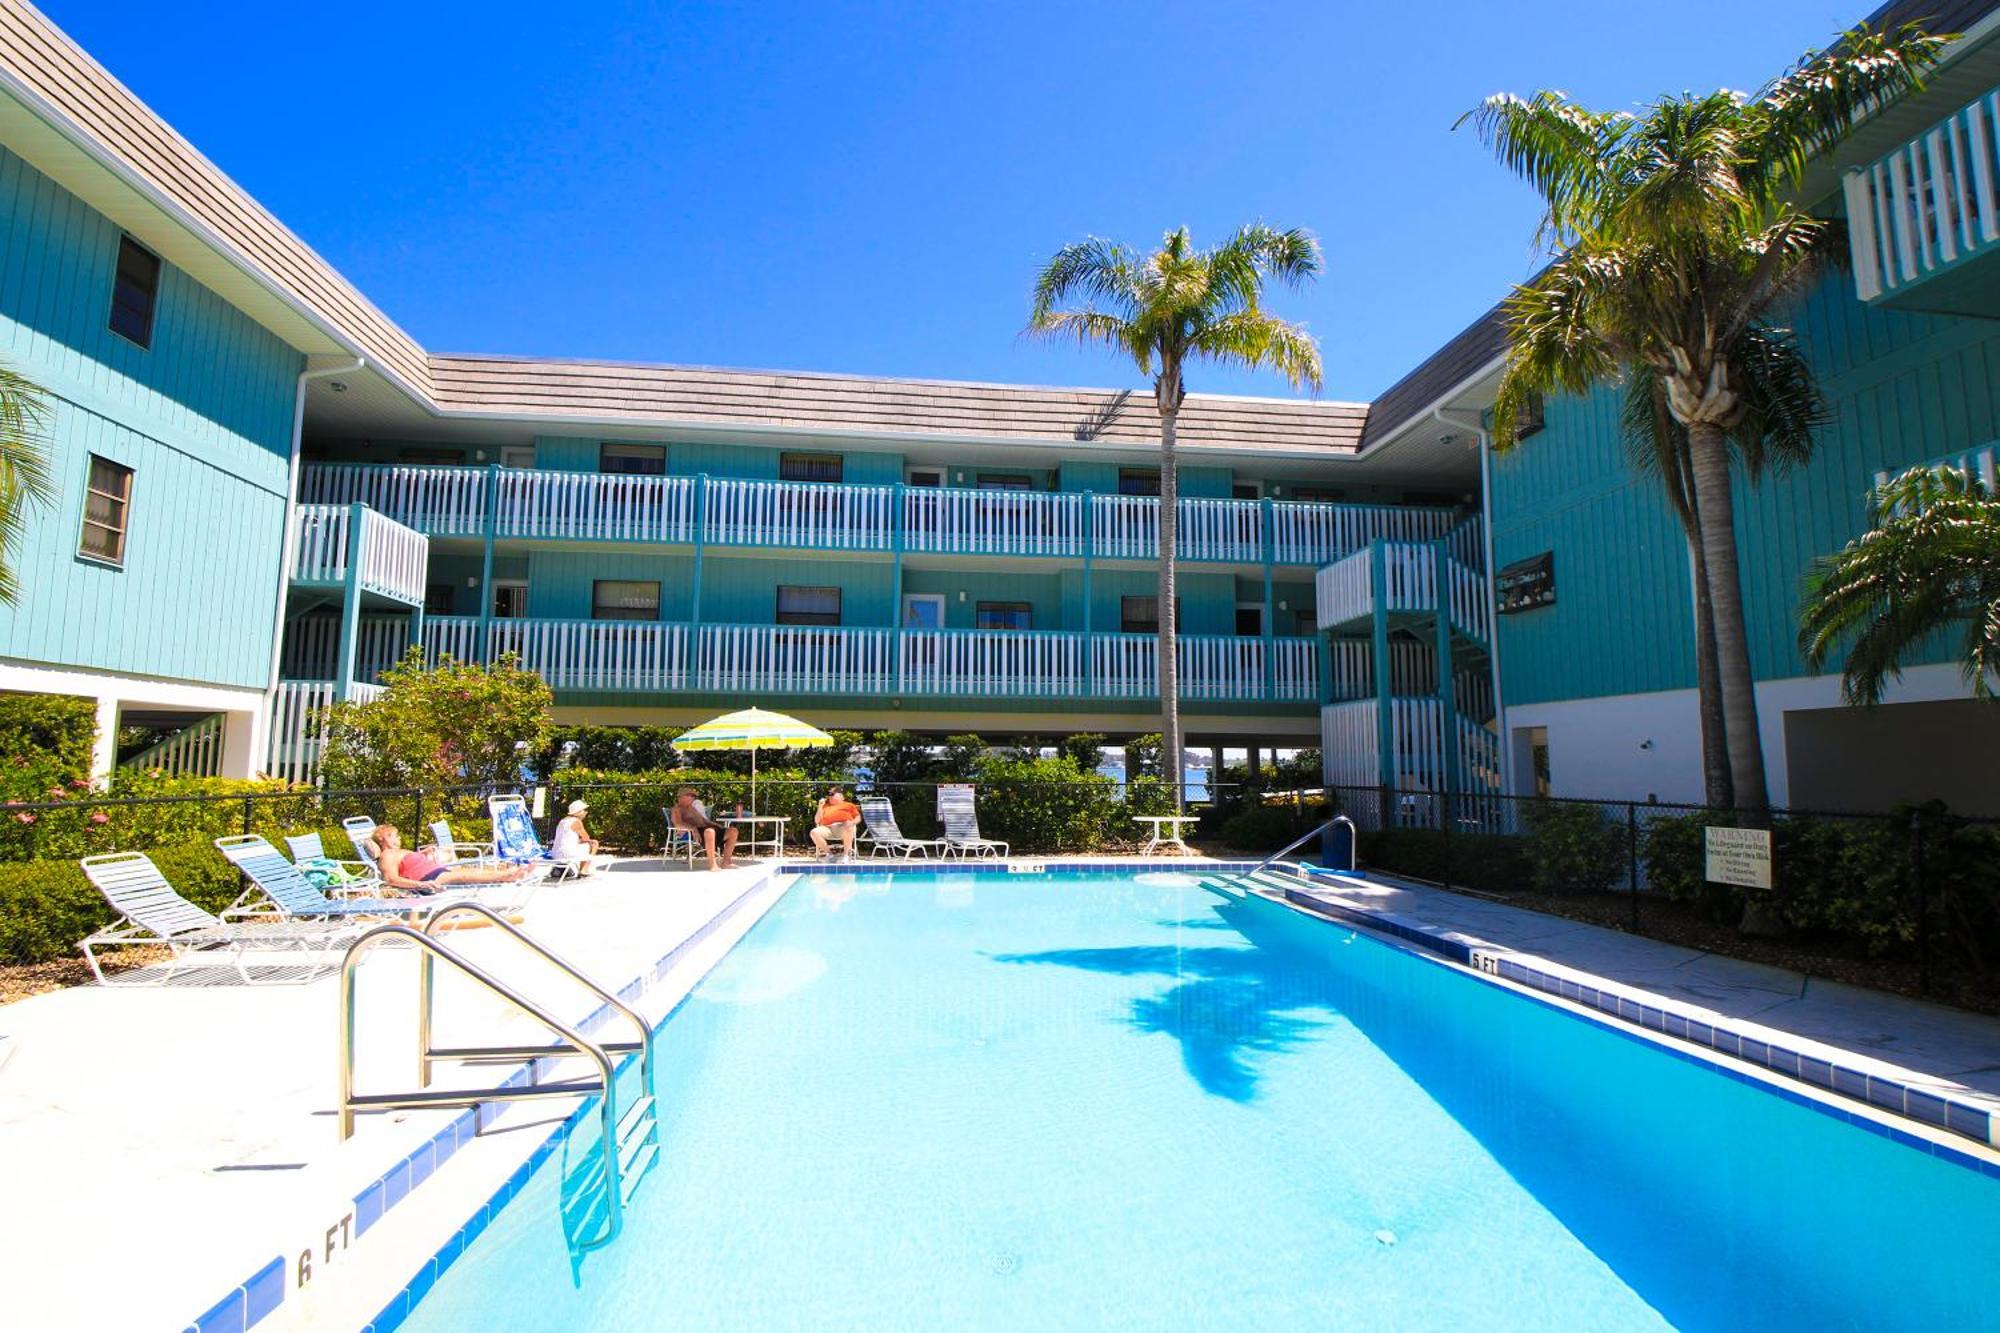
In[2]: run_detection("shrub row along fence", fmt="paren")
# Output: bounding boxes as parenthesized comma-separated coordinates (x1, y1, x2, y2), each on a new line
(0, 771, 1305, 966)
(1327, 783, 2000, 1012)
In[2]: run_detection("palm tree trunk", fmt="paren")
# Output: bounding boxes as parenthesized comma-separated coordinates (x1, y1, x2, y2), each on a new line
(1686, 531, 1734, 809)
(1158, 407, 1183, 813)
(1686, 422, 1770, 812)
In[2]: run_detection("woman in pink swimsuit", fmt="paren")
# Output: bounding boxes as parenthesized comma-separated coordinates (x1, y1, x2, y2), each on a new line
(369, 824, 528, 894)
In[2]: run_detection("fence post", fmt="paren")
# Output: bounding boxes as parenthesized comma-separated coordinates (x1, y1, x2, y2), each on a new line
(241, 794, 254, 835)
(415, 787, 426, 840)
(1440, 789, 1454, 892)
(1627, 802, 1640, 932)
(1911, 808, 1929, 997)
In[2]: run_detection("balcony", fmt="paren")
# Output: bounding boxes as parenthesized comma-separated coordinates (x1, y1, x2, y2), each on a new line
(299, 463, 1458, 566)
(1844, 83, 2000, 316)
(286, 615, 1320, 704)
(291, 503, 428, 606)
(1314, 538, 1491, 646)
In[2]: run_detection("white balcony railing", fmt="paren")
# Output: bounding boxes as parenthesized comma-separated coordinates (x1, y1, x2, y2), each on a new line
(699, 624, 895, 693)
(1313, 539, 1491, 645)
(291, 503, 428, 606)
(1845, 85, 2000, 303)
(704, 479, 896, 550)
(903, 487, 1084, 556)
(285, 613, 1320, 703)
(297, 463, 1461, 565)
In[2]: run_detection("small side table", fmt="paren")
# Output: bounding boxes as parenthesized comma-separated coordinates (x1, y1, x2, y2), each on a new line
(1133, 814, 1201, 855)
(722, 815, 790, 860)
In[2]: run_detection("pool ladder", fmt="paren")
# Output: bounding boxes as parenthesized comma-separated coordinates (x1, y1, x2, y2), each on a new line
(337, 902, 660, 1252)
(1203, 816, 1356, 899)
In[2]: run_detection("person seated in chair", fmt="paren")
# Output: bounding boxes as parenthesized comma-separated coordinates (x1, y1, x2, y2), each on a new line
(370, 824, 529, 894)
(551, 799, 600, 876)
(670, 788, 740, 871)
(809, 786, 862, 860)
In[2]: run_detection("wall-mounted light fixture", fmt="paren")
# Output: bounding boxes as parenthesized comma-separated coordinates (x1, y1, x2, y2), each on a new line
(958, 590, 966, 602)
(465, 576, 478, 589)
(1638, 738, 1655, 751)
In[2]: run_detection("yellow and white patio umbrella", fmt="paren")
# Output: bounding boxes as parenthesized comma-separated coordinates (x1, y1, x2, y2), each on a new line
(671, 707, 834, 814)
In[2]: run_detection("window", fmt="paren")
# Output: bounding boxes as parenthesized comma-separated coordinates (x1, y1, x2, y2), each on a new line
(493, 582, 529, 618)
(780, 452, 843, 484)
(108, 235, 160, 348)
(1120, 595, 1180, 634)
(592, 580, 660, 622)
(905, 467, 945, 488)
(601, 443, 666, 475)
(776, 584, 841, 625)
(977, 474, 1033, 492)
(79, 455, 133, 564)
(1293, 610, 1317, 636)
(976, 601, 1031, 631)
(1234, 605, 1263, 637)
(1231, 481, 1262, 500)
(1496, 551, 1556, 614)
(1513, 392, 1546, 442)
(1117, 467, 1160, 496)
(423, 584, 456, 616)
(1291, 485, 1345, 504)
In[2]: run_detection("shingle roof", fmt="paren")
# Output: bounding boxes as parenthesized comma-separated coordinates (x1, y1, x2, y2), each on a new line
(428, 355, 1370, 452)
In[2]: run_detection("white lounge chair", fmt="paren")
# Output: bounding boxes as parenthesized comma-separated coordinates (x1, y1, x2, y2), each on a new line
(858, 797, 944, 859)
(216, 834, 429, 922)
(282, 830, 381, 894)
(428, 819, 496, 864)
(77, 851, 364, 985)
(341, 813, 546, 908)
(489, 794, 584, 880)
(937, 787, 1009, 858)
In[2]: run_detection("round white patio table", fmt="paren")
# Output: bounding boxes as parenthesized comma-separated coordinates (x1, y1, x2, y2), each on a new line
(1132, 814, 1201, 854)
(721, 814, 789, 860)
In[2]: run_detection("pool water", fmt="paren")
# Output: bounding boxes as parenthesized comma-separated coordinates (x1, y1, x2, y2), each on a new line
(403, 872, 2000, 1331)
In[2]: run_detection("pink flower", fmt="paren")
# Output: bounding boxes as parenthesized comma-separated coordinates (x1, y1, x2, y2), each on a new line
(89, 812, 109, 825)
(14, 812, 34, 824)
(70, 778, 90, 789)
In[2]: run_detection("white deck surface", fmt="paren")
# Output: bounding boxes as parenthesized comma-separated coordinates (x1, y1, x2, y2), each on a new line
(0, 856, 776, 1333)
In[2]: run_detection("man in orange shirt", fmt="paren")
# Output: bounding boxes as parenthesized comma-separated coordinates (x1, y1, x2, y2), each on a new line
(809, 785, 862, 860)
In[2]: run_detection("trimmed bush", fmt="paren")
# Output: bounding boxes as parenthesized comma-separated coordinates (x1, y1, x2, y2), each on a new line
(1522, 800, 1627, 894)
(1359, 827, 1533, 892)
(0, 693, 96, 803)
(965, 757, 1118, 854)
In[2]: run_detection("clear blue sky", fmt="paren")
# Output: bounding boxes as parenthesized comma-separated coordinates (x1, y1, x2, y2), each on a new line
(53, 0, 1861, 401)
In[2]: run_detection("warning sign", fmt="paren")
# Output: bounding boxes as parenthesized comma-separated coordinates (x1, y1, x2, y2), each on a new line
(1704, 826, 1773, 890)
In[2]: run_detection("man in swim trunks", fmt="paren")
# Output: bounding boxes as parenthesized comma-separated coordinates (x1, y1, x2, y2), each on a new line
(670, 788, 740, 871)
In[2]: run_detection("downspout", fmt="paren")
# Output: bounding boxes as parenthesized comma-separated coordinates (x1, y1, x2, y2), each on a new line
(1434, 405, 1511, 797)
(262, 357, 364, 758)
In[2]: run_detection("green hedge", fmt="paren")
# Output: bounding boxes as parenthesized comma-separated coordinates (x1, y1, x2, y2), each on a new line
(1359, 827, 1533, 892)
(0, 693, 96, 804)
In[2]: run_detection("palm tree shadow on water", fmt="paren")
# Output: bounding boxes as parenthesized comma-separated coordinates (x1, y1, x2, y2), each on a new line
(991, 905, 1346, 1103)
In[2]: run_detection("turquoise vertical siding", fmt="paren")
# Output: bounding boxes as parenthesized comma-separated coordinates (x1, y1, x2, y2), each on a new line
(1059, 460, 1231, 496)
(696, 555, 895, 626)
(1491, 268, 2000, 707)
(899, 570, 1063, 628)
(0, 143, 301, 689)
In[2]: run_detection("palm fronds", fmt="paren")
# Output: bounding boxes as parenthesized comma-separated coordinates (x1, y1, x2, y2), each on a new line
(0, 366, 55, 606)
(1801, 465, 2000, 704)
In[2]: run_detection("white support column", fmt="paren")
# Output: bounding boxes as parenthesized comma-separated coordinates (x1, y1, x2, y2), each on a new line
(222, 707, 263, 780)
(90, 695, 119, 788)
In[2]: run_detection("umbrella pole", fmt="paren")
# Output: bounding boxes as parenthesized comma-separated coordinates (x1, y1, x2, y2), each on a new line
(751, 746, 757, 817)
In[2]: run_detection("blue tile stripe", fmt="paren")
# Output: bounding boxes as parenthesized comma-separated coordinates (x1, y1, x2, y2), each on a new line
(178, 867, 780, 1333)
(1275, 880, 1999, 1162)
(777, 858, 1267, 877)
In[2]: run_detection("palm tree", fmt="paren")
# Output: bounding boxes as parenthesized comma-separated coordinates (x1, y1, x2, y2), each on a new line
(0, 365, 54, 605)
(1801, 464, 2000, 704)
(1027, 225, 1324, 810)
(1620, 326, 1829, 807)
(1463, 22, 1949, 811)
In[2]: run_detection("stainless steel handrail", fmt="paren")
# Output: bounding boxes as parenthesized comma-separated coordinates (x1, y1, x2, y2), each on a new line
(417, 901, 654, 1094)
(338, 922, 631, 1249)
(1217, 814, 1356, 893)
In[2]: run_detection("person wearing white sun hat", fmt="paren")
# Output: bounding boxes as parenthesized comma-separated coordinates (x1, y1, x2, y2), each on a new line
(551, 798, 600, 876)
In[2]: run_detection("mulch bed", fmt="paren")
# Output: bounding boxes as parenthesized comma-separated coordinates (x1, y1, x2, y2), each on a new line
(0, 947, 170, 1005)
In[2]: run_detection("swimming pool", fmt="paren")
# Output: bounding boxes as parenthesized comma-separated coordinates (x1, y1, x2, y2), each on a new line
(398, 869, 1999, 1331)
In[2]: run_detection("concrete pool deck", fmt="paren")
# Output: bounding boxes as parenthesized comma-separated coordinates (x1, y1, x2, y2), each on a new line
(0, 855, 782, 1333)
(1286, 872, 2000, 1117)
